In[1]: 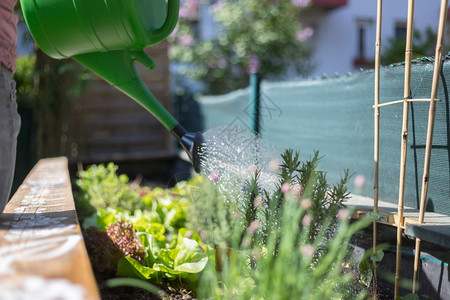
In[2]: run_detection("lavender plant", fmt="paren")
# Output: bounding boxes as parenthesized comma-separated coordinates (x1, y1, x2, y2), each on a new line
(186, 149, 370, 299)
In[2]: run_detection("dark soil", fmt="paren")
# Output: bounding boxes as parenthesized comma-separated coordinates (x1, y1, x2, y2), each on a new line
(98, 284, 196, 300)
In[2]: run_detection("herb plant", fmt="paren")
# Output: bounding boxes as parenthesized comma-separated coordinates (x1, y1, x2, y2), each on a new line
(186, 149, 371, 299)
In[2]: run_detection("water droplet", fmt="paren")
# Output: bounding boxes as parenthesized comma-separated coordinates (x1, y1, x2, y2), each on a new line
(199, 126, 279, 204)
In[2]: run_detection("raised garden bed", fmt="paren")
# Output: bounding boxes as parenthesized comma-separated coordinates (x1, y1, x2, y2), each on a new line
(3, 153, 446, 299)
(73, 150, 378, 299)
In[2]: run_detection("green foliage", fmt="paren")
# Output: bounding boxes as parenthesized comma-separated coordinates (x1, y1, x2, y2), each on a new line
(357, 245, 388, 297)
(75, 163, 141, 215)
(13, 55, 36, 107)
(359, 256, 373, 288)
(187, 149, 371, 299)
(397, 294, 420, 300)
(116, 228, 214, 285)
(381, 27, 437, 65)
(76, 163, 212, 287)
(169, 0, 313, 94)
(196, 193, 371, 299)
(77, 154, 371, 298)
(104, 278, 166, 298)
(188, 149, 351, 249)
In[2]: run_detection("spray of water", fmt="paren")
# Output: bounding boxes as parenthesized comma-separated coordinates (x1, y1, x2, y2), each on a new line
(199, 125, 280, 203)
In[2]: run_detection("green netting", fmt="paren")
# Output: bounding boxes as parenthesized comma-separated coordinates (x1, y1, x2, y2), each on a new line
(198, 56, 450, 216)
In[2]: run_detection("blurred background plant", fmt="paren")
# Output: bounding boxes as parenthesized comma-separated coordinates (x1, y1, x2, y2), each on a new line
(168, 0, 314, 95)
(381, 26, 436, 65)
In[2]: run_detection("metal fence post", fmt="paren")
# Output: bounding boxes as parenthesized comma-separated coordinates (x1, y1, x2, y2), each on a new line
(250, 73, 261, 135)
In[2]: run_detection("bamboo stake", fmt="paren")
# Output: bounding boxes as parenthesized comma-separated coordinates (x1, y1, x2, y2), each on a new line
(372, 1, 382, 299)
(395, 0, 415, 298)
(412, 0, 448, 293)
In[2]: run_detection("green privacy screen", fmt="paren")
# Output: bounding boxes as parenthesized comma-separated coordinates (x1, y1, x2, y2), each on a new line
(198, 57, 450, 216)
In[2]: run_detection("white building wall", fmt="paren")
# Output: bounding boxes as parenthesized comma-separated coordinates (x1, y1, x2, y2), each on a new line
(310, 0, 443, 77)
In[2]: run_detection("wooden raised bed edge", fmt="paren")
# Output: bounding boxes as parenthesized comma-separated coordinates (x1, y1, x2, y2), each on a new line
(0, 157, 100, 300)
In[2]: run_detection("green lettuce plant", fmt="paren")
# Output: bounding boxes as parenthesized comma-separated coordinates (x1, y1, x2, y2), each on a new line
(76, 163, 213, 289)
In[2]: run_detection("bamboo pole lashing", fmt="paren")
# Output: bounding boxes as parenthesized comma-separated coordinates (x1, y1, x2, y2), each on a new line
(372, 0, 383, 298)
(412, 0, 448, 293)
(372, 98, 441, 108)
(394, 0, 415, 298)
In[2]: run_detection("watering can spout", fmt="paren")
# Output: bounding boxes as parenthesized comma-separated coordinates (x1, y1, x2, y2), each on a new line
(171, 125, 204, 173)
(73, 49, 178, 130)
(73, 50, 204, 172)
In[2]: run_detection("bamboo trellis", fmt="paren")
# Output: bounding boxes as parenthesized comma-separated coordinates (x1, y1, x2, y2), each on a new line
(372, 0, 448, 298)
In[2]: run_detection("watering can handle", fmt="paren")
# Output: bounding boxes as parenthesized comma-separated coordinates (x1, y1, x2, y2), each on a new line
(148, 0, 180, 43)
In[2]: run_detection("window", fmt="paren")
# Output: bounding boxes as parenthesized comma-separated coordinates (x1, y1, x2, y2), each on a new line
(356, 19, 373, 60)
(395, 21, 407, 41)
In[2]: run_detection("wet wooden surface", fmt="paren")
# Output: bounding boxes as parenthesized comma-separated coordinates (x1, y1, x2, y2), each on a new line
(0, 157, 100, 299)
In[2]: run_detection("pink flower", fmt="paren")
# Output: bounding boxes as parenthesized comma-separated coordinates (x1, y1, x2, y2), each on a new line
(268, 159, 280, 172)
(179, 35, 194, 47)
(337, 208, 350, 221)
(248, 54, 261, 74)
(212, 1, 224, 13)
(292, 183, 302, 196)
(247, 164, 258, 174)
(246, 220, 261, 235)
(217, 57, 227, 69)
(353, 174, 365, 188)
(302, 215, 312, 226)
(300, 244, 315, 258)
(209, 170, 220, 183)
(179, 0, 198, 19)
(300, 198, 312, 209)
(296, 27, 314, 42)
(291, 0, 311, 7)
(179, 7, 189, 18)
(281, 182, 291, 193)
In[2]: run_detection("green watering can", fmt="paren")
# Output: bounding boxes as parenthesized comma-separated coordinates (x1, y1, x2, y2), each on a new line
(20, 0, 203, 172)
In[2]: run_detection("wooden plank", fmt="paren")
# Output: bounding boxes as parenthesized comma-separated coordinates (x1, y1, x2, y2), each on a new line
(0, 157, 100, 300)
(346, 194, 450, 247)
(346, 194, 450, 226)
